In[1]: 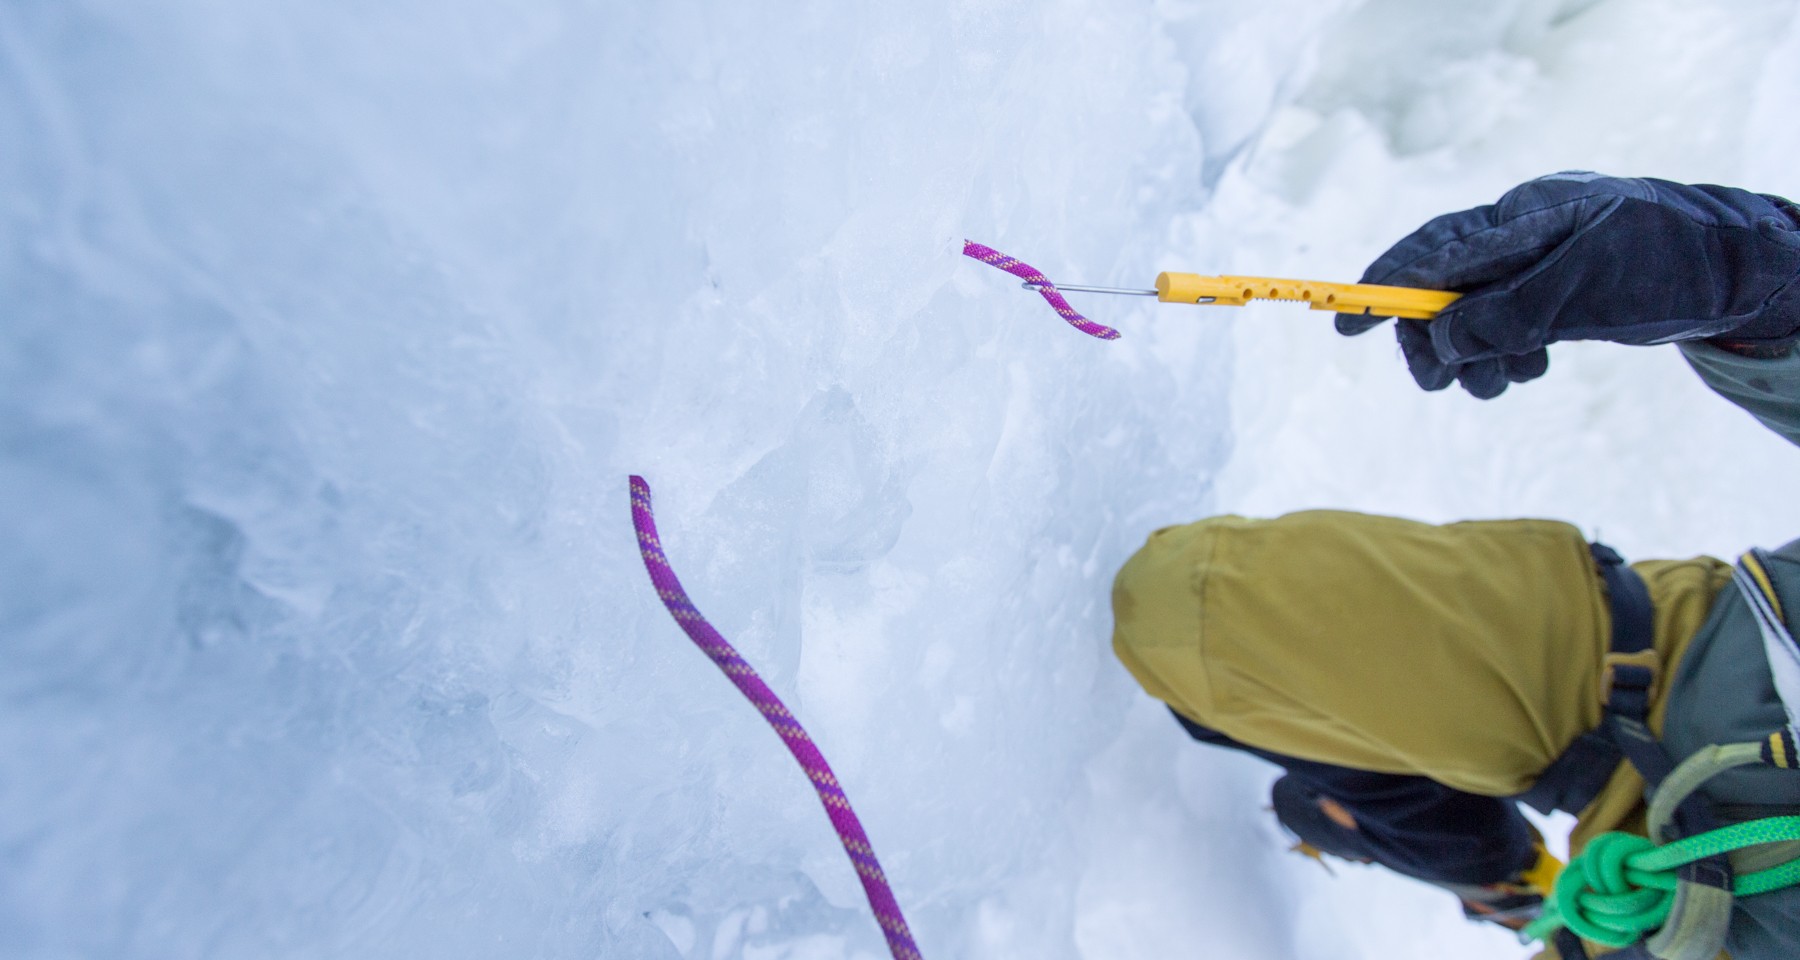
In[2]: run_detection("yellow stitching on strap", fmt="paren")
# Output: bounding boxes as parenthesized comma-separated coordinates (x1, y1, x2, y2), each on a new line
(1744, 551, 1786, 622)
(1773, 732, 1792, 769)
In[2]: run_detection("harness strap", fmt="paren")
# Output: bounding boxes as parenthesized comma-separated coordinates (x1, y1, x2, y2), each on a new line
(1553, 927, 1592, 960)
(1647, 743, 1764, 844)
(1518, 544, 1657, 817)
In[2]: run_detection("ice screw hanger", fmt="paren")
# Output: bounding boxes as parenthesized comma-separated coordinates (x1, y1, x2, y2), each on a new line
(963, 240, 1462, 340)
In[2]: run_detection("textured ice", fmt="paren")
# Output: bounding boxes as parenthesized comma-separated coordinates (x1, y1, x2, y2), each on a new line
(7, 1, 1800, 959)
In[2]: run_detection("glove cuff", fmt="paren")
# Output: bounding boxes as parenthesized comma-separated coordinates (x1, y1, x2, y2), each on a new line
(1713, 208, 1800, 349)
(1705, 336, 1797, 359)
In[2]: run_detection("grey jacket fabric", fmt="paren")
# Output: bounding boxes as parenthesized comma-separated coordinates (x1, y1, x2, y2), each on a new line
(1664, 342, 1800, 960)
(1679, 341, 1800, 447)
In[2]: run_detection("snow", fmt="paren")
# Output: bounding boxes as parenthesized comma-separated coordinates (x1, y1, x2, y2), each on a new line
(6, 1, 1800, 958)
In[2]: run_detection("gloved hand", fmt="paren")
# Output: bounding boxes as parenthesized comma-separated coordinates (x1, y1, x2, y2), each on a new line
(1337, 173, 1800, 398)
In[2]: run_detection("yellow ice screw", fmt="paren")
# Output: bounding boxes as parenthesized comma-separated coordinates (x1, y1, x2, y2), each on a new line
(1155, 273, 1460, 320)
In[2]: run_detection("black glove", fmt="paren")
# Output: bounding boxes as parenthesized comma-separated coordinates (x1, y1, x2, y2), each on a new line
(1337, 173, 1800, 398)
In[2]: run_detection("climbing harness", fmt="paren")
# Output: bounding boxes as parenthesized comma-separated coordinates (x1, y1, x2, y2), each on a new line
(1527, 815, 1800, 951)
(630, 476, 924, 960)
(961, 240, 1460, 340)
(1518, 549, 1800, 960)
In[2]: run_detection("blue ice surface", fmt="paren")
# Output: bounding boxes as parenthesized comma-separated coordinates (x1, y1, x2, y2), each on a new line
(2, 2, 1241, 958)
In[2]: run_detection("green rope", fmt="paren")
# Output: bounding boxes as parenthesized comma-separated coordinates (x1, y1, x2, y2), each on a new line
(1522, 816, 1800, 948)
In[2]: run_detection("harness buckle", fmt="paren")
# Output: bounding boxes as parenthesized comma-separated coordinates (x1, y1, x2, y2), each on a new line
(1601, 650, 1661, 717)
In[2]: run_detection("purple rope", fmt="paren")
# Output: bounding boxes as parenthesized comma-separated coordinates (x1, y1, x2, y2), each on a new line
(629, 476, 923, 960)
(962, 240, 1121, 340)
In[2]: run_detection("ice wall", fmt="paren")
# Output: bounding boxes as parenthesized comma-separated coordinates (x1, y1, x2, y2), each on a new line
(3, 2, 1221, 957)
(8, 1, 1800, 959)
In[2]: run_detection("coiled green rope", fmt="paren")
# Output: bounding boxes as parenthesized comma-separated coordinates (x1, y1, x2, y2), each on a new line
(1523, 816, 1800, 948)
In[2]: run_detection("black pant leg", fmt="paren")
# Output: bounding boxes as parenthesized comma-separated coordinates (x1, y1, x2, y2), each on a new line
(1171, 708, 1537, 886)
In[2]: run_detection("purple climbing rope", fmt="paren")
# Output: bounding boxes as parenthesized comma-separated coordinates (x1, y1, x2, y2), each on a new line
(962, 240, 1121, 340)
(629, 476, 923, 960)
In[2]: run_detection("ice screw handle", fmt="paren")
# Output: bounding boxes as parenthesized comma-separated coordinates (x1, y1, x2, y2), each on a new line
(1155, 272, 1461, 320)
